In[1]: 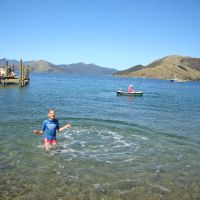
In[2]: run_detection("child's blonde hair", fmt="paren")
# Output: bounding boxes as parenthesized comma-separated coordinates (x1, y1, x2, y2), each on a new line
(48, 108, 56, 113)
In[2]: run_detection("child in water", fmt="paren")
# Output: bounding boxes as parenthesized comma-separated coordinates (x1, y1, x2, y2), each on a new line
(33, 109, 71, 150)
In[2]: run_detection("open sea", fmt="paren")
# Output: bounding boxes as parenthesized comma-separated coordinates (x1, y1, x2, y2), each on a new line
(0, 73, 200, 200)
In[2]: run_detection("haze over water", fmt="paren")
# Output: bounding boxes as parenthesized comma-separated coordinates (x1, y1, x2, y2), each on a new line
(0, 73, 200, 200)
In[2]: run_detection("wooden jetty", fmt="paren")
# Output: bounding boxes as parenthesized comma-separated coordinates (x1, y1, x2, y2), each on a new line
(0, 59, 29, 86)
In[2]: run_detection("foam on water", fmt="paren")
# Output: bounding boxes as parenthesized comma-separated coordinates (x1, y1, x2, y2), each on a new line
(53, 125, 144, 164)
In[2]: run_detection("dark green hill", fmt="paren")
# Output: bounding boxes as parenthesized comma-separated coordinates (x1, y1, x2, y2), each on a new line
(113, 64, 144, 76)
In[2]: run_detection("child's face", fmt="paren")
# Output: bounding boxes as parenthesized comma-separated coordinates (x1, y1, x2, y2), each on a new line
(48, 111, 56, 120)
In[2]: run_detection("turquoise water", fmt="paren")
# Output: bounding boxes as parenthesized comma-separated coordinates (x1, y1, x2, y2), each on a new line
(0, 73, 200, 200)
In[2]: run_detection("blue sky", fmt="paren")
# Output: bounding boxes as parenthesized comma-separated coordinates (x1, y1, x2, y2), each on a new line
(0, 0, 199, 70)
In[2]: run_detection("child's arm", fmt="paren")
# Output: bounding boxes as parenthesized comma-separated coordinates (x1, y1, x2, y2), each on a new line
(58, 124, 72, 132)
(33, 130, 44, 135)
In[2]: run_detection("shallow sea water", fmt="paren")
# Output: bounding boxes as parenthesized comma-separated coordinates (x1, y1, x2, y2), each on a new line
(0, 73, 200, 200)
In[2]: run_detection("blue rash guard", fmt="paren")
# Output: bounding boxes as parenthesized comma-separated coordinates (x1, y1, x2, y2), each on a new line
(42, 119, 60, 140)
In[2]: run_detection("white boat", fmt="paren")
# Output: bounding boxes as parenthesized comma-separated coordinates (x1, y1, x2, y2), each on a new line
(116, 89, 143, 96)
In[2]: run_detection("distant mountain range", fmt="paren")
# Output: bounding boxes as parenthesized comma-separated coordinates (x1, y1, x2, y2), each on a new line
(0, 59, 118, 75)
(1, 55, 200, 80)
(113, 55, 200, 81)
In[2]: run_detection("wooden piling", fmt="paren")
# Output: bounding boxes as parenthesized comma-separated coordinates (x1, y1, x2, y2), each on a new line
(19, 59, 25, 86)
(25, 65, 29, 81)
(5, 61, 9, 77)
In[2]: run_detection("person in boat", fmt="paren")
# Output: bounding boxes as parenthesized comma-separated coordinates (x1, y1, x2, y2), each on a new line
(10, 69, 16, 77)
(128, 84, 135, 93)
(33, 109, 71, 150)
